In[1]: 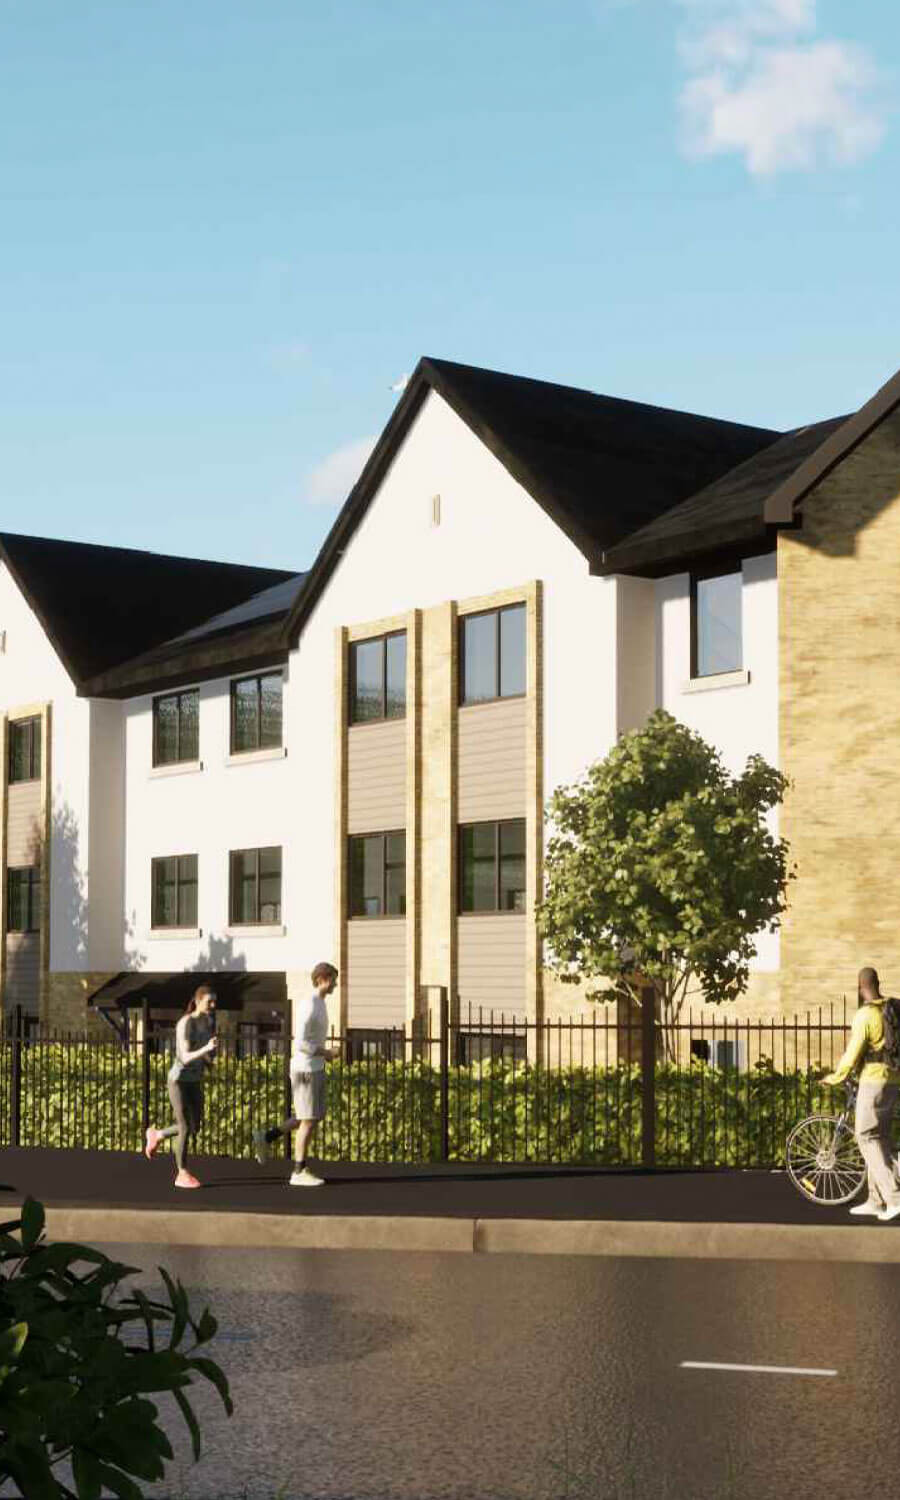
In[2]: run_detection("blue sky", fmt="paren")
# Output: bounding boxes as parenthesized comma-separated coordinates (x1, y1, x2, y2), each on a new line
(1, 0, 898, 572)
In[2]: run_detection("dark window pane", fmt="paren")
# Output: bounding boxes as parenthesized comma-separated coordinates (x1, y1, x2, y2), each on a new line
(152, 857, 178, 928)
(179, 691, 200, 761)
(7, 870, 24, 930)
(350, 834, 383, 916)
(499, 605, 526, 697)
(259, 675, 283, 749)
(461, 613, 497, 704)
(385, 831, 406, 868)
(499, 820, 526, 859)
(351, 639, 384, 723)
(177, 855, 198, 927)
(385, 833, 406, 916)
(499, 856, 526, 911)
(29, 872, 41, 933)
(32, 722, 41, 780)
(9, 720, 39, 783)
(385, 634, 407, 719)
(231, 850, 257, 924)
(154, 697, 179, 765)
(232, 679, 259, 752)
(696, 573, 742, 676)
(258, 846, 282, 922)
(460, 824, 497, 912)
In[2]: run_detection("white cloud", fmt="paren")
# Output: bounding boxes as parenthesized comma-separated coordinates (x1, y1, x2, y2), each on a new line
(673, 1, 886, 176)
(303, 435, 377, 507)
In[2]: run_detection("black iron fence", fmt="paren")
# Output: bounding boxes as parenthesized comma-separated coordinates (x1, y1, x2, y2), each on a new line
(0, 995, 862, 1168)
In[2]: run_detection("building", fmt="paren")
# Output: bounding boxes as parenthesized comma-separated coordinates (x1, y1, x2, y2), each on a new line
(4, 355, 900, 1040)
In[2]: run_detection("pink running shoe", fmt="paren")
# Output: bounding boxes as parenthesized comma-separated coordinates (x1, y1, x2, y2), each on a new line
(144, 1126, 163, 1160)
(174, 1170, 201, 1189)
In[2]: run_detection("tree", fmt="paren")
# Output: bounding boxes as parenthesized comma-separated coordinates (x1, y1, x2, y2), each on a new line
(0, 1197, 233, 1499)
(537, 711, 795, 1055)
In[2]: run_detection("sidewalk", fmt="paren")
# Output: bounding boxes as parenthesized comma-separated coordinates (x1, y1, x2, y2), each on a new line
(3, 1146, 899, 1261)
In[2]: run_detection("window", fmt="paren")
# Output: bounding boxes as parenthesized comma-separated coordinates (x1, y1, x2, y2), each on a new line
(349, 831, 406, 917)
(8, 717, 41, 784)
(345, 1028, 405, 1063)
(692, 571, 742, 677)
(459, 820, 526, 913)
(237, 1019, 284, 1059)
(7, 867, 40, 932)
(229, 846, 282, 925)
(456, 1029, 527, 1066)
(690, 1037, 748, 1072)
(349, 632, 407, 723)
(460, 604, 526, 705)
(230, 672, 283, 753)
(153, 690, 199, 766)
(151, 855, 198, 929)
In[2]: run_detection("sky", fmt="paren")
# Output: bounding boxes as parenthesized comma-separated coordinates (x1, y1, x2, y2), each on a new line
(1, 0, 899, 573)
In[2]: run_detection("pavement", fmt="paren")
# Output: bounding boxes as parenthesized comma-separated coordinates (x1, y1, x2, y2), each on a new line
(3, 1145, 900, 1261)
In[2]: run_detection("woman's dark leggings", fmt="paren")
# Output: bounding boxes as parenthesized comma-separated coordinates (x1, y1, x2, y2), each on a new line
(159, 1080, 204, 1171)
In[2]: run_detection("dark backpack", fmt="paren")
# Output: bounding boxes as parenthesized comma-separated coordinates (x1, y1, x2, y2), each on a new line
(876, 997, 900, 1070)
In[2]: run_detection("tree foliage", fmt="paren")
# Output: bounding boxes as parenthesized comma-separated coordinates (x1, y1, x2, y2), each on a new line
(0, 1198, 233, 1499)
(537, 710, 795, 1022)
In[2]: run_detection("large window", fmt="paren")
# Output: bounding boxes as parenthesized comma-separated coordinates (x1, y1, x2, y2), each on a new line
(151, 854, 198, 929)
(460, 604, 526, 705)
(349, 831, 406, 917)
(230, 672, 283, 753)
(692, 571, 742, 677)
(345, 1028, 405, 1063)
(456, 1029, 527, 1066)
(229, 846, 282, 925)
(152, 690, 200, 767)
(459, 820, 526, 913)
(8, 717, 41, 784)
(349, 633, 407, 723)
(7, 867, 40, 932)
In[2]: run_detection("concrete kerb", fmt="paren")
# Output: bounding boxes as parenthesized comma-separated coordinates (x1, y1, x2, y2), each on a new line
(12, 1205, 900, 1262)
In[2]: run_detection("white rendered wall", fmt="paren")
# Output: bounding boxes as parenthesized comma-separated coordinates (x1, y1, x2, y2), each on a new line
(0, 562, 92, 971)
(655, 551, 780, 972)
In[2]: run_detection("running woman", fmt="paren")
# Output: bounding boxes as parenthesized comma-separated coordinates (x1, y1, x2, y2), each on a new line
(253, 961, 339, 1186)
(144, 984, 218, 1189)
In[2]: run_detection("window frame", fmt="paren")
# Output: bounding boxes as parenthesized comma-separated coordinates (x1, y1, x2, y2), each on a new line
(455, 1028, 527, 1066)
(689, 566, 743, 680)
(236, 1019, 285, 1059)
(229, 670, 284, 755)
(228, 845, 283, 926)
(152, 688, 200, 768)
(348, 630, 407, 725)
(348, 830, 407, 919)
(458, 818, 527, 915)
(8, 716, 42, 784)
(459, 602, 527, 706)
(150, 853, 199, 931)
(345, 1027, 405, 1063)
(6, 865, 41, 933)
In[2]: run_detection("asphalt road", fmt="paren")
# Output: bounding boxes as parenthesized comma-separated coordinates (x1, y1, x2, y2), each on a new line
(40, 1243, 892, 1500)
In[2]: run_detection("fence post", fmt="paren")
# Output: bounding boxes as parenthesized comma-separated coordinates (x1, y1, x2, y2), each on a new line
(283, 1000, 293, 1162)
(11, 1004, 23, 1148)
(439, 987, 449, 1162)
(141, 997, 150, 1141)
(641, 987, 656, 1170)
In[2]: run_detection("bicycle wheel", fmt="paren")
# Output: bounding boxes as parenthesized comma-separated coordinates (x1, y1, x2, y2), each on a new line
(785, 1114, 866, 1205)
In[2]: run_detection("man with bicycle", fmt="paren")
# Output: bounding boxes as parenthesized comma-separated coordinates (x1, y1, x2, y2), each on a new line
(823, 966, 900, 1222)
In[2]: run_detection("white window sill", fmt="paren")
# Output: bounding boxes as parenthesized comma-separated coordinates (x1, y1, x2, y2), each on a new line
(149, 760, 204, 779)
(225, 924, 286, 938)
(147, 928, 202, 941)
(681, 669, 750, 695)
(225, 747, 287, 767)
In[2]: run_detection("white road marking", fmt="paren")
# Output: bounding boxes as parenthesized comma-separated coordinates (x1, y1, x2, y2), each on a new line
(680, 1362, 837, 1377)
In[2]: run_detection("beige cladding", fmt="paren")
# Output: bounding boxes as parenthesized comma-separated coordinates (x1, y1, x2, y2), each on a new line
(347, 719, 406, 832)
(779, 405, 900, 1013)
(457, 698, 526, 821)
(457, 914, 527, 1018)
(6, 782, 42, 864)
(346, 919, 407, 1026)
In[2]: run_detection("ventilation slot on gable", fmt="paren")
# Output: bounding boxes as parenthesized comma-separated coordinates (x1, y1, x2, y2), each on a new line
(431, 493, 441, 527)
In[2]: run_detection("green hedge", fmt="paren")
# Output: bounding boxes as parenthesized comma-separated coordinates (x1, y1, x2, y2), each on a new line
(0, 1044, 884, 1167)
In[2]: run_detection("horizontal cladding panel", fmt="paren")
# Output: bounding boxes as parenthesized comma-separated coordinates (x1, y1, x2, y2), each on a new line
(5, 933, 40, 1008)
(346, 919, 406, 1025)
(347, 720, 407, 834)
(457, 699, 527, 823)
(6, 783, 42, 865)
(457, 914, 527, 1018)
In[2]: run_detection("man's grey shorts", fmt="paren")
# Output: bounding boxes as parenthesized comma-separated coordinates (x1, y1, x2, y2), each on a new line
(291, 1068, 327, 1121)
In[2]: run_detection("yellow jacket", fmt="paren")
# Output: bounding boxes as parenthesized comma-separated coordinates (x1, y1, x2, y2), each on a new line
(823, 999, 900, 1086)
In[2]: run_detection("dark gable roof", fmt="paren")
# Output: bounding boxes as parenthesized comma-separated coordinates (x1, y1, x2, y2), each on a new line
(280, 356, 781, 645)
(0, 532, 297, 689)
(597, 416, 848, 577)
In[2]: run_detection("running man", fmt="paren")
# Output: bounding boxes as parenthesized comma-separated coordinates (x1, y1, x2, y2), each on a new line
(253, 961, 339, 1186)
(823, 965, 900, 1222)
(144, 984, 218, 1189)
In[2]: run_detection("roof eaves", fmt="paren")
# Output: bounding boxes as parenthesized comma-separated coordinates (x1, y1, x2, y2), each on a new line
(595, 515, 773, 578)
(80, 619, 288, 700)
(0, 537, 81, 688)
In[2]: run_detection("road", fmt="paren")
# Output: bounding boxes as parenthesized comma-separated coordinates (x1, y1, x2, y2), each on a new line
(75, 1244, 900, 1500)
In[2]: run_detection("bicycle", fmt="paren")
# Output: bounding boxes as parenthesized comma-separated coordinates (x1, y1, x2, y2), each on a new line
(786, 1078, 867, 1205)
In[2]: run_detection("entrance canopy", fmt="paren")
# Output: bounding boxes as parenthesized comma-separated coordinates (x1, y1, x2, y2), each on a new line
(88, 970, 287, 1017)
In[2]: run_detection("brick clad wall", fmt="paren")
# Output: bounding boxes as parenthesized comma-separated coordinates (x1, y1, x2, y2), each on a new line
(779, 405, 900, 1012)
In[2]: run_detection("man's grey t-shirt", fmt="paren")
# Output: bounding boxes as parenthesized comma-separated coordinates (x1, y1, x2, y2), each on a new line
(293, 990, 328, 1074)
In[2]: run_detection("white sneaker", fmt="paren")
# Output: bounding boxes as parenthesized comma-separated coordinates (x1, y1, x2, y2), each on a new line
(849, 1200, 883, 1216)
(289, 1167, 324, 1188)
(877, 1202, 900, 1223)
(252, 1128, 271, 1164)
